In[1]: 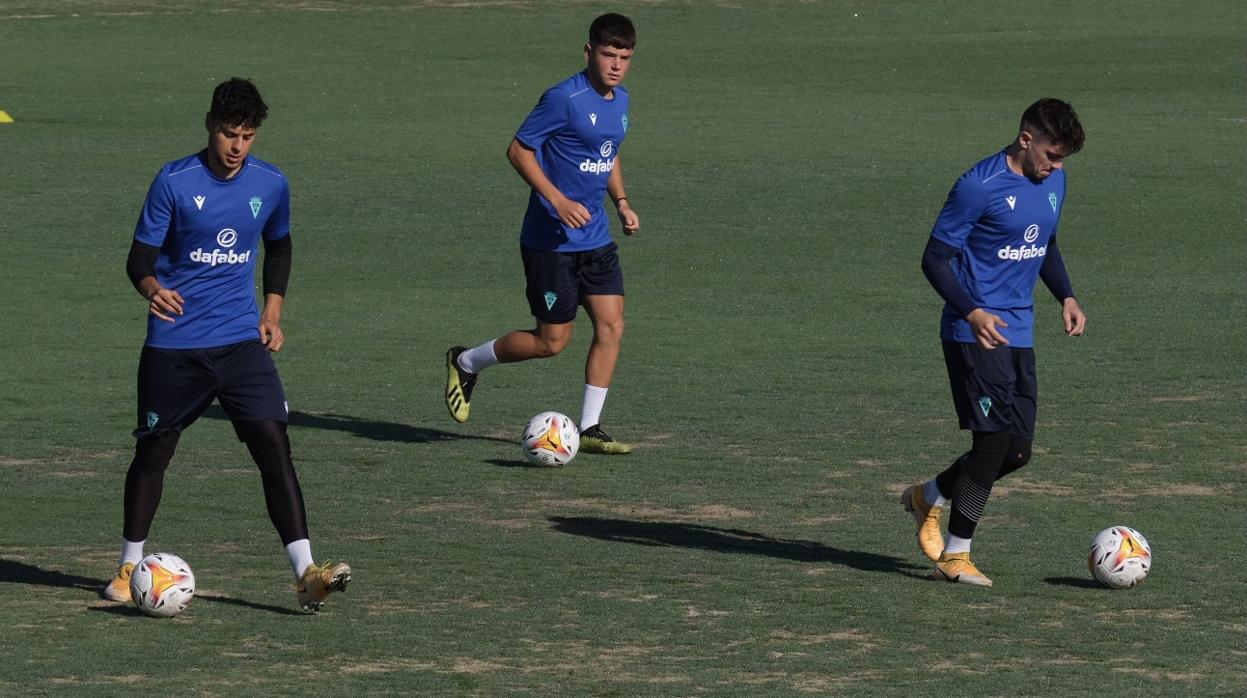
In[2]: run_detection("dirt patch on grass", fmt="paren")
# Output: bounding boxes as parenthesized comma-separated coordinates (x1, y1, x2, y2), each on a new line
(339, 658, 438, 674)
(770, 628, 878, 652)
(1101, 482, 1233, 499)
(1112, 667, 1206, 682)
(990, 480, 1077, 498)
(795, 515, 848, 526)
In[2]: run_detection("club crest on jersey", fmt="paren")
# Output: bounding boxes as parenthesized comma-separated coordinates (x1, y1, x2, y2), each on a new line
(1005, 195, 1016, 210)
(193, 195, 206, 210)
(621, 115, 628, 132)
(249, 196, 263, 219)
(1048, 191, 1058, 212)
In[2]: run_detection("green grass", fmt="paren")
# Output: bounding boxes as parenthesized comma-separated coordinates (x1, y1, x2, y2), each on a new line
(1, 0, 1245, 694)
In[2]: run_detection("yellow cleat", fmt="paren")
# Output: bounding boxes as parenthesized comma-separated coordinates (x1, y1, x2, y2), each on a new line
(102, 562, 136, 602)
(297, 561, 351, 612)
(579, 425, 632, 455)
(901, 484, 945, 561)
(933, 552, 993, 587)
(445, 347, 477, 423)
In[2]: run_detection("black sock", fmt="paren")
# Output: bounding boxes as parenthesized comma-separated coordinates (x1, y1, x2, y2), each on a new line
(947, 431, 1011, 540)
(235, 420, 309, 545)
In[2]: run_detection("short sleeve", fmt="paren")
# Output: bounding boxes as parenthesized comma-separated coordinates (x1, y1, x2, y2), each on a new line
(929, 173, 988, 248)
(133, 171, 175, 246)
(515, 87, 568, 150)
(262, 177, 291, 240)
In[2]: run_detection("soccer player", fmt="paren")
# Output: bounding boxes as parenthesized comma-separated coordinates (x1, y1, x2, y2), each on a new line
(902, 98, 1087, 586)
(445, 13, 641, 455)
(102, 78, 351, 612)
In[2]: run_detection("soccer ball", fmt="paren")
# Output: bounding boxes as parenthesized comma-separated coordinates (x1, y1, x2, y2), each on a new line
(521, 411, 579, 466)
(1087, 526, 1152, 589)
(130, 552, 196, 617)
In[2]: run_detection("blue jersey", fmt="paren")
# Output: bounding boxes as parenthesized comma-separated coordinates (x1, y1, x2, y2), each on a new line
(133, 151, 291, 349)
(931, 149, 1067, 348)
(515, 71, 629, 252)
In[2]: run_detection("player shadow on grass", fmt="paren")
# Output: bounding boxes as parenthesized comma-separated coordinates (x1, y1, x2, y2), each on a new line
(0, 560, 303, 616)
(202, 404, 513, 444)
(548, 517, 928, 577)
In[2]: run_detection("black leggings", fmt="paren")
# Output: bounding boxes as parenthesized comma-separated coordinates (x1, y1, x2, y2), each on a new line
(122, 420, 309, 545)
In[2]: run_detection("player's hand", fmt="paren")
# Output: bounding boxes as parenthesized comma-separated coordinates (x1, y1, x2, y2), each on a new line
(967, 308, 1009, 350)
(617, 201, 639, 235)
(553, 196, 592, 229)
(260, 316, 285, 352)
(1062, 297, 1086, 336)
(148, 287, 184, 323)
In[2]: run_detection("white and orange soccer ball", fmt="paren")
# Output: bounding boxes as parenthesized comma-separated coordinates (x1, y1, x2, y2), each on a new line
(1088, 526, 1152, 589)
(130, 552, 196, 617)
(521, 411, 579, 466)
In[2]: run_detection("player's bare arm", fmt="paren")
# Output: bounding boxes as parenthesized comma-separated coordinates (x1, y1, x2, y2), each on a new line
(507, 138, 591, 228)
(967, 308, 1008, 350)
(607, 156, 638, 235)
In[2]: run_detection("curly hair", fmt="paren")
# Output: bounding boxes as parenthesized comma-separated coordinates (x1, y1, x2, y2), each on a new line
(1020, 98, 1084, 155)
(209, 78, 268, 128)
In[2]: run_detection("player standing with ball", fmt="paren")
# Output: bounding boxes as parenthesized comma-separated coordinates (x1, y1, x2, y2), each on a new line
(103, 78, 350, 612)
(902, 99, 1087, 586)
(445, 13, 641, 456)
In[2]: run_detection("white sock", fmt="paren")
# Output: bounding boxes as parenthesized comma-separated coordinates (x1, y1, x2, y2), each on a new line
(120, 538, 145, 566)
(286, 539, 314, 580)
(945, 534, 971, 554)
(580, 384, 608, 431)
(458, 340, 499, 374)
(924, 479, 948, 508)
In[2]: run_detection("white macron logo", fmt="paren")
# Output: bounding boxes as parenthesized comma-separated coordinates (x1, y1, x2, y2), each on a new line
(194, 195, 206, 210)
(1006, 195, 1016, 210)
(590, 112, 597, 126)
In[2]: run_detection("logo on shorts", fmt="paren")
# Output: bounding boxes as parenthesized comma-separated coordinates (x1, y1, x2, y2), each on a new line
(978, 397, 992, 417)
(249, 196, 263, 219)
(544, 291, 558, 311)
(146, 411, 160, 429)
(1048, 191, 1058, 212)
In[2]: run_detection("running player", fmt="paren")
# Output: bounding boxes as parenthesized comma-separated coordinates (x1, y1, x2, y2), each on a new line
(903, 98, 1087, 586)
(446, 13, 641, 455)
(103, 78, 350, 611)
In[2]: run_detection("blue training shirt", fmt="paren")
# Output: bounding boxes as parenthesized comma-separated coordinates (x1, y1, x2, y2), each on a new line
(133, 151, 291, 349)
(930, 149, 1067, 348)
(515, 71, 629, 252)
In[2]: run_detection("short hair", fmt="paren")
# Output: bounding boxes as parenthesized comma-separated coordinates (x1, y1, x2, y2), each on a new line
(1020, 98, 1084, 155)
(209, 77, 268, 129)
(589, 13, 636, 50)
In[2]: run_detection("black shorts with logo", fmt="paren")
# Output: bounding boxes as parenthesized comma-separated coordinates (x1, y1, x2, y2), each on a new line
(942, 341, 1037, 440)
(521, 242, 625, 324)
(134, 340, 288, 439)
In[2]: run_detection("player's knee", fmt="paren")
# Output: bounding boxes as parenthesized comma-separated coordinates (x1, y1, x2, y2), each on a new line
(1004, 438, 1032, 470)
(234, 419, 292, 469)
(132, 431, 180, 475)
(534, 334, 571, 357)
(594, 316, 625, 343)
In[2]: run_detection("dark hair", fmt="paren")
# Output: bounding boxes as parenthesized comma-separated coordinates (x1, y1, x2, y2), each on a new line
(209, 77, 268, 129)
(1020, 98, 1084, 154)
(589, 13, 636, 50)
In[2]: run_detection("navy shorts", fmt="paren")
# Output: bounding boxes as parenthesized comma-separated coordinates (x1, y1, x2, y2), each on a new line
(942, 341, 1037, 440)
(521, 243, 624, 324)
(134, 341, 288, 439)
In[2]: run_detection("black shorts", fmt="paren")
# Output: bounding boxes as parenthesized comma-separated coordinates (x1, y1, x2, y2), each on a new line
(134, 341, 288, 439)
(521, 243, 625, 324)
(942, 341, 1037, 440)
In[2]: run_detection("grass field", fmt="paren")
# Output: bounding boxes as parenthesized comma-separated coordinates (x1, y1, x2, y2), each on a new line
(1, 1, 1245, 694)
